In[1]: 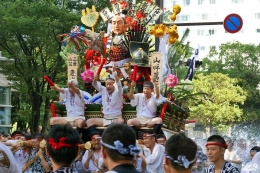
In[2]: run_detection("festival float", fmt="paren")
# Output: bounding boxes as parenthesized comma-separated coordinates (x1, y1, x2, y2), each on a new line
(45, 0, 198, 135)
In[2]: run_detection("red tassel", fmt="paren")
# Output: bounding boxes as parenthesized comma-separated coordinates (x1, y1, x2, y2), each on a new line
(160, 103, 168, 121)
(97, 58, 106, 75)
(84, 63, 90, 70)
(132, 65, 138, 82)
(51, 101, 56, 117)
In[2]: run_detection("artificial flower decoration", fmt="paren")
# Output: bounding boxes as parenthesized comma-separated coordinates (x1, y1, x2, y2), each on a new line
(136, 10, 145, 20)
(165, 74, 178, 88)
(180, 79, 194, 91)
(147, 0, 154, 4)
(58, 25, 89, 52)
(81, 69, 94, 83)
(100, 69, 109, 81)
(119, 1, 128, 9)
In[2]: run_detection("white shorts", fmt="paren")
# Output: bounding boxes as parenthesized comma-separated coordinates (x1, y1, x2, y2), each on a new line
(63, 116, 85, 126)
(103, 115, 122, 127)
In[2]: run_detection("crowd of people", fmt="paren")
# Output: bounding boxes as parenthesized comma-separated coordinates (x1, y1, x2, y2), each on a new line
(1, 125, 260, 173)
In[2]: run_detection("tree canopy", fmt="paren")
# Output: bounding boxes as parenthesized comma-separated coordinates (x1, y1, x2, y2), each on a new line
(189, 73, 247, 131)
(201, 41, 260, 123)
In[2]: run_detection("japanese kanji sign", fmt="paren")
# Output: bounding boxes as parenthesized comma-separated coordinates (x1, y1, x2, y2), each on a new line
(150, 52, 162, 90)
(67, 54, 78, 81)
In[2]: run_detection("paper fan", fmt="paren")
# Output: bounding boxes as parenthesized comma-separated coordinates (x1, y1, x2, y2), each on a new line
(81, 5, 99, 28)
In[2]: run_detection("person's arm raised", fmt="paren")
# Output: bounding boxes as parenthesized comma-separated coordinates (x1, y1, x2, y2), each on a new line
(128, 81, 136, 100)
(50, 85, 65, 94)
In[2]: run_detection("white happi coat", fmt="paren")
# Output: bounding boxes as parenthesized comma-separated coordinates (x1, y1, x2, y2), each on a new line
(93, 81, 123, 117)
(131, 93, 164, 118)
(60, 88, 85, 117)
(143, 143, 165, 173)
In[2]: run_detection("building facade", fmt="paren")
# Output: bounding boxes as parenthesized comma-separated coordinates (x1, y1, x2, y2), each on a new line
(0, 51, 12, 134)
(164, 0, 260, 59)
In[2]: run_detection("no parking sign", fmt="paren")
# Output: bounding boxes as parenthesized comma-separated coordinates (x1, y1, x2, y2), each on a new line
(224, 14, 243, 33)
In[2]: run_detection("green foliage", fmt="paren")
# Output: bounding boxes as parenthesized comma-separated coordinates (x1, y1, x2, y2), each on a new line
(163, 10, 173, 23)
(0, 0, 91, 133)
(201, 41, 260, 122)
(189, 73, 247, 130)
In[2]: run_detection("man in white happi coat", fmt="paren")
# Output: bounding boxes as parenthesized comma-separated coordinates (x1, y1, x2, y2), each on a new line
(50, 79, 85, 135)
(138, 131, 165, 173)
(127, 78, 165, 135)
(224, 137, 243, 171)
(86, 65, 124, 131)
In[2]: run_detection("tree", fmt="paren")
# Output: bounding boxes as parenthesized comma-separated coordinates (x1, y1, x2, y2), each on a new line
(189, 73, 247, 131)
(0, 0, 83, 133)
(201, 41, 260, 122)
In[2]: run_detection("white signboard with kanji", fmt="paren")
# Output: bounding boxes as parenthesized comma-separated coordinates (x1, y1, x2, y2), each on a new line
(67, 54, 78, 81)
(150, 52, 162, 90)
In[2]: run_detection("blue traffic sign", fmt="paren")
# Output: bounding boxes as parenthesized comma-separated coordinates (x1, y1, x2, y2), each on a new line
(224, 14, 243, 33)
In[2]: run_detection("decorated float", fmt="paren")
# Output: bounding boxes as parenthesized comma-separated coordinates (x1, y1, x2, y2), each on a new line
(45, 0, 199, 135)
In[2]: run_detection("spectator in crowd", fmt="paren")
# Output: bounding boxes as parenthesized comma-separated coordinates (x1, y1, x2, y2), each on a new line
(13, 133, 32, 172)
(7, 133, 11, 140)
(101, 124, 141, 172)
(193, 145, 208, 173)
(46, 124, 80, 173)
(24, 133, 51, 173)
(249, 146, 260, 160)
(138, 130, 165, 173)
(0, 132, 5, 142)
(224, 137, 242, 171)
(82, 131, 103, 173)
(236, 138, 250, 167)
(3, 130, 24, 148)
(241, 151, 260, 173)
(164, 133, 197, 173)
(205, 135, 239, 173)
(156, 134, 166, 146)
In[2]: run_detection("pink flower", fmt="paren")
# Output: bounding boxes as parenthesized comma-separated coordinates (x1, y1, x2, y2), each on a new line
(165, 74, 178, 88)
(81, 69, 94, 83)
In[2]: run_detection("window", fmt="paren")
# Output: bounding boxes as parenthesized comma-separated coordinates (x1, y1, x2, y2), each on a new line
(255, 13, 260, 19)
(0, 87, 6, 105)
(198, 0, 204, 4)
(202, 13, 208, 20)
(197, 29, 205, 36)
(176, 14, 190, 22)
(200, 46, 205, 50)
(209, 0, 216, 4)
(209, 29, 216, 35)
(232, 0, 243, 3)
(257, 29, 260, 33)
(183, 0, 190, 6)
(210, 46, 216, 50)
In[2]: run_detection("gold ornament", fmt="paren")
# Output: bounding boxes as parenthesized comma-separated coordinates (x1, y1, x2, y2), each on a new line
(173, 4, 181, 14)
(81, 5, 99, 31)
